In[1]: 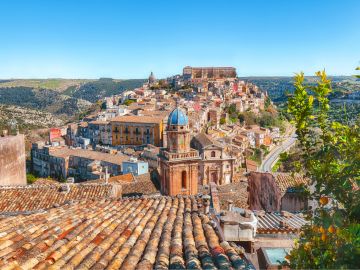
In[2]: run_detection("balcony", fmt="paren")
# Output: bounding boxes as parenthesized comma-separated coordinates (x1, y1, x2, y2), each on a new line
(161, 149, 199, 161)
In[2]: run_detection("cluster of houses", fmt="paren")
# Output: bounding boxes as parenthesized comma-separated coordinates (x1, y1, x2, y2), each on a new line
(0, 67, 312, 269)
(30, 67, 280, 185)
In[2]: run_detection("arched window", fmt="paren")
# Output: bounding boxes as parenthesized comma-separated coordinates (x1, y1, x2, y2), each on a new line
(182, 171, 187, 189)
(211, 151, 216, 158)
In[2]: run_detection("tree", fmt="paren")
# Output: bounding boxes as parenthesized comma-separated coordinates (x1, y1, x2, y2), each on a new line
(285, 70, 360, 269)
(238, 113, 245, 124)
(26, 173, 37, 184)
(123, 99, 135, 106)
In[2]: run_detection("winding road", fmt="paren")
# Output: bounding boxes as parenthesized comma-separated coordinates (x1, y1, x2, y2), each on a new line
(260, 131, 297, 172)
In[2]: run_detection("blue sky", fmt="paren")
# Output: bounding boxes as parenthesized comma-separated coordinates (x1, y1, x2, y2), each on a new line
(0, 0, 359, 79)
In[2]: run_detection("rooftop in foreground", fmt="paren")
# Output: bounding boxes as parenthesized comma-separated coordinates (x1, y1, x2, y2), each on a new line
(0, 196, 254, 270)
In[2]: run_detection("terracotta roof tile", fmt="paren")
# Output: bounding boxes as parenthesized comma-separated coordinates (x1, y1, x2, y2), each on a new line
(110, 115, 164, 124)
(49, 147, 128, 165)
(274, 173, 309, 194)
(0, 196, 254, 269)
(0, 183, 120, 214)
(108, 173, 135, 183)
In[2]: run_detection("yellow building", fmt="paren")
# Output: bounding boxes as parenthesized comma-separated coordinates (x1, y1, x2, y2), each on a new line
(111, 115, 164, 147)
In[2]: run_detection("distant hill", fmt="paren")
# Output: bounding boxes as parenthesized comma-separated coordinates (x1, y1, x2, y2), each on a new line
(0, 78, 146, 131)
(240, 76, 358, 103)
(240, 76, 360, 125)
(66, 78, 146, 102)
(0, 87, 92, 116)
(0, 79, 92, 92)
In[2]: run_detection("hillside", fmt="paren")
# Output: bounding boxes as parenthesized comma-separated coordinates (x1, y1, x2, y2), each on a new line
(241, 76, 360, 124)
(0, 87, 92, 116)
(66, 78, 146, 102)
(0, 78, 146, 131)
(0, 79, 92, 92)
(0, 105, 64, 131)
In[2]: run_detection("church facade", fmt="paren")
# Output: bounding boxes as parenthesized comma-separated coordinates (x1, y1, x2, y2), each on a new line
(159, 107, 200, 196)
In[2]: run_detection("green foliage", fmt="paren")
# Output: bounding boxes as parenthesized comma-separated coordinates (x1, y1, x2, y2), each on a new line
(220, 117, 226, 125)
(237, 110, 285, 129)
(249, 148, 262, 164)
(285, 70, 360, 269)
(238, 113, 245, 124)
(71, 78, 146, 102)
(272, 160, 281, 172)
(264, 96, 271, 109)
(356, 67, 360, 78)
(123, 99, 135, 106)
(26, 173, 37, 184)
(227, 104, 237, 115)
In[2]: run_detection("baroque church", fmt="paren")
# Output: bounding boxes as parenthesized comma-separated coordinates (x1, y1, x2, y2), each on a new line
(159, 107, 200, 196)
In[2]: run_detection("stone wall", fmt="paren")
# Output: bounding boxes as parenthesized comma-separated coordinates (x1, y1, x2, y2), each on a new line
(0, 134, 26, 186)
(281, 192, 307, 212)
(248, 172, 281, 211)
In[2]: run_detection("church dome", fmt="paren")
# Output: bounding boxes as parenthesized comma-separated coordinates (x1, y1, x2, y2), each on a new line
(167, 107, 188, 126)
(148, 71, 156, 83)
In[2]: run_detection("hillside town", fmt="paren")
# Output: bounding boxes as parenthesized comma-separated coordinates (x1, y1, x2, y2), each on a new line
(0, 67, 309, 269)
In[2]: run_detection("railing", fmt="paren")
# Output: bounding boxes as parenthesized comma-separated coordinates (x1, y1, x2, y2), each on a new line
(161, 150, 199, 160)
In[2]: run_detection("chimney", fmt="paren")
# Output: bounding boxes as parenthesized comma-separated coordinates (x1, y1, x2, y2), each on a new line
(105, 166, 109, 183)
(227, 199, 233, 212)
(60, 183, 70, 193)
(202, 195, 211, 215)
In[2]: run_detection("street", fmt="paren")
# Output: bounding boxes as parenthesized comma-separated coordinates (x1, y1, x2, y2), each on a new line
(260, 131, 297, 172)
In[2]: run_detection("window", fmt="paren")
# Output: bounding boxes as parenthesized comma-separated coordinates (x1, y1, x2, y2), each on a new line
(211, 151, 216, 157)
(181, 171, 187, 189)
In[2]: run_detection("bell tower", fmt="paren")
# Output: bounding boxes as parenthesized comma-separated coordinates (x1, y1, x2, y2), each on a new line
(159, 107, 200, 196)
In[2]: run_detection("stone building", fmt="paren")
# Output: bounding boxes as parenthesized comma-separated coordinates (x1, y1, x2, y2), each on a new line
(191, 133, 235, 185)
(0, 132, 26, 186)
(159, 107, 200, 196)
(207, 107, 221, 128)
(248, 172, 308, 212)
(111, 115, 165, 147)
(183, 66, 237, 81)
(31, 144, 128, 181)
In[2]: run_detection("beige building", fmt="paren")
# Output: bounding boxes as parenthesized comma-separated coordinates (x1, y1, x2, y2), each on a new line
(31, 144, 128, 181)
(111, 115, 165, 147)
(183, 66, 237, 81)
(191, 133, 235, 185)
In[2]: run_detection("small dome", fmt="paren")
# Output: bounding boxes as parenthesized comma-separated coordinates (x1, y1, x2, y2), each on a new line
(148, 71, 156, 83)
(167, 107, 188, 126)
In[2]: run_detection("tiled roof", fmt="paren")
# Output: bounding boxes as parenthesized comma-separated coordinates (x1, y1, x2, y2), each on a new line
(255, 211, 307, 234)
(0, 183, 120, 214)
(120, 173, 159, 196)
(49, 147, 129, 165)
(274, 173, 309, 194)
(110, 115, 164, 124)
(108, 173, 135, 183)
(193, 133, 222, 148)
(86, 173, 159, 197)
(32, 178, 60, 185)
(217, 181, 249, 210)
(89, 120, 110, 125)
(0, 196, 254, 269)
